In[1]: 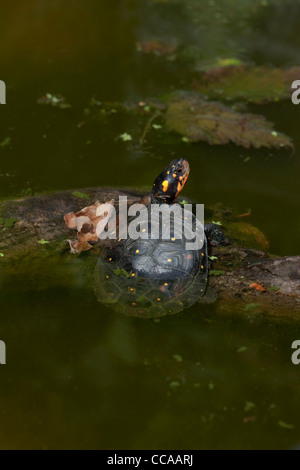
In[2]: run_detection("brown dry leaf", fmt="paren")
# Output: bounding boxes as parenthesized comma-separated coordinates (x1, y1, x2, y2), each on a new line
(67, 240, 94, 255)
(165, 92, 293, 149)
(77, 222, 98, 243)
(249, 282, 266, 292)
(75, 215, 93, 232)
(64, 199, 115, 253)
(75, 202, 101, 221)
(64, 212, 77, 229)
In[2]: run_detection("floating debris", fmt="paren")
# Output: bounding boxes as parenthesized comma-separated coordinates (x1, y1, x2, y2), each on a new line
(119, 133, 133, 142)
(244, 401, 256, 412)
(37, 93, 71, 109)
(38, 239, 50, 245)
(278, 421, 295, 430)
(0, 137, 11, 148)
(173, 354, 183, 362)
(169, 381, 180, 390)
(71, 191, 90, 200)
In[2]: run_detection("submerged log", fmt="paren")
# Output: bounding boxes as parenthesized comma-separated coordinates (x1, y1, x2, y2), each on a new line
(209, 251, 300, 318)
(0, 188, 299, 318)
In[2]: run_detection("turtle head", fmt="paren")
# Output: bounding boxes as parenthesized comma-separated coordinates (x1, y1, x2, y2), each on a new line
(151, 158, 190, 204)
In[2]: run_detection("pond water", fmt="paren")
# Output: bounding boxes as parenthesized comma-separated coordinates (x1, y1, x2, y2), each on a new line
(0, 0, 300, 449)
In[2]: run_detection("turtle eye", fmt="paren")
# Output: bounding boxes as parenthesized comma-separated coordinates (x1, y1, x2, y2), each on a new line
(177, 168, 182, 173)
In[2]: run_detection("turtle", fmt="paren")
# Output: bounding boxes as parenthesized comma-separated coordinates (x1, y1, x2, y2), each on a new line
(93, 158, 228, 318)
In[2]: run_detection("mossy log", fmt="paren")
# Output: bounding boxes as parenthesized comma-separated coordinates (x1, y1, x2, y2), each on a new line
(0, 188, 299, 319)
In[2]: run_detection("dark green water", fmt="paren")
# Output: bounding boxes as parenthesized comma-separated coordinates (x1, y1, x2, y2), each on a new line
(0, 0, 300, 449)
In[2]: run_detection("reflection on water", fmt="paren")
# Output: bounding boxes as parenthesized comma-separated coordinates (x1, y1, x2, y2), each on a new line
(0, 0, 300, 449)
(1, 287, 300, 450)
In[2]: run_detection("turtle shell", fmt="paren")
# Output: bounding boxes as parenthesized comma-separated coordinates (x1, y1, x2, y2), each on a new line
(93, 209, 208, 318)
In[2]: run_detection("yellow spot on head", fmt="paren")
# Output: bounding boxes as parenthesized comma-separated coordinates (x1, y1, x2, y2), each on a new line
(162, 180, 169, 192)
(131, 273, 135, 277)
(157, 298, 161, 301)
(132, 302, 137, 306)
(171, 237, 175, 241)
(164, 282, 168, 286)
(167, 258, 172, 262)
(142, 228, 146, 233)
(129, 288, 134, 292)
(108, 257, 112, 261)
(110, 293, 114, 296)
(105, 275, 110, 279)
(173, 173, 176, 178)
(136, 249, 140, 254)
(201, 252, 204, 256)
(201, 265, 204, 269)
(167, 171, 170, 174)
